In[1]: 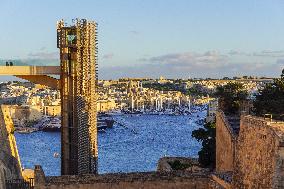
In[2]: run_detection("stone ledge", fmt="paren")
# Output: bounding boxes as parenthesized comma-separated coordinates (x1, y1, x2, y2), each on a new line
(44, 171, 210, 185)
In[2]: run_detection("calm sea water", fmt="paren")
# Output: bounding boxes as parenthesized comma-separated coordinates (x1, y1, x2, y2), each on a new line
(15, 111, 205, 175)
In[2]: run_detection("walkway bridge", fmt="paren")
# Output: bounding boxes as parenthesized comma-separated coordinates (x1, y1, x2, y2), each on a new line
(0, 66, 61, 89)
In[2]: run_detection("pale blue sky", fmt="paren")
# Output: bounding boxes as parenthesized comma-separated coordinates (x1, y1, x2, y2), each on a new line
(1, 0, 284, 79)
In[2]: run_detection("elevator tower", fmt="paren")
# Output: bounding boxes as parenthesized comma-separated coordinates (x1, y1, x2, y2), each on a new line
(57, 19, 98, 175)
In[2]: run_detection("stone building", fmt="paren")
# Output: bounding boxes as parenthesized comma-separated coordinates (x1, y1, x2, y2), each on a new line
(43, 105, 61, 117)
(206, 99, 218, 123)
(97, 99, 116, 113)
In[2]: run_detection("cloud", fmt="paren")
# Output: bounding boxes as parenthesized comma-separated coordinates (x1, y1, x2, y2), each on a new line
(103, 53, 114, 60)
(130, 30, 139, 35)
(145, 51, 227, 63)
(252, 50, 284, 57)
(100, 51, 282, 79)
(261, 50, 284, 54)
(142, 51, 228, 69)
(277, 59, 284, 65)
(228, 50, 250, 56)
(39, 46, 47, 51)
(229, 50, 284, 57)
(28, 52, 59, 60)
(138, 57, 148, 61)
(100, 61, 281, 80)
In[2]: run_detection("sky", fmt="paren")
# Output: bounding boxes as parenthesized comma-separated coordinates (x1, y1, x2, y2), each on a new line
(0, 0, 284, 80)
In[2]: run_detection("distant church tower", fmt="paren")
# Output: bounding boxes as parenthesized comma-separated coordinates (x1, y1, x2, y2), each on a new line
(57, 19, 98, 175)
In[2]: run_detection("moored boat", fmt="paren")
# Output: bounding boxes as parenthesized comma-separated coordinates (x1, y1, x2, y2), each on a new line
(41, 114, 115, 132)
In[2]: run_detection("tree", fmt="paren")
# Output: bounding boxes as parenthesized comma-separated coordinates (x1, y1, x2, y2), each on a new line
(215, 82, 248, 115)
(253, 69, 284, 120)
(192, 121, 216, 168)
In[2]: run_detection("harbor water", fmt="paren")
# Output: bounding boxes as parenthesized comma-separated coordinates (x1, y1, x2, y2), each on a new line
(15, 110, 205, 175)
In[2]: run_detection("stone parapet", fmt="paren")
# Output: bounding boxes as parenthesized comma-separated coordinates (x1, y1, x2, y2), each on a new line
(34, 165, 229, 189)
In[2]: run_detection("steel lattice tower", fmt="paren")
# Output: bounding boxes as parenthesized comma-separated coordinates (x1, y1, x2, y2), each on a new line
(57, 19, 98, 175)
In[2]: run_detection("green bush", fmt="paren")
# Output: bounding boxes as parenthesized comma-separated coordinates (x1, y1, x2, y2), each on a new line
(215, 82, 248, 115)
(192, 121, 216, 168)
(168, 160, 192, 170)
(253, 69, 284, 120)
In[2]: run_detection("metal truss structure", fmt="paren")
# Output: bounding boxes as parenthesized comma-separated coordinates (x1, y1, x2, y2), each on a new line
(57, 19, 98, 175)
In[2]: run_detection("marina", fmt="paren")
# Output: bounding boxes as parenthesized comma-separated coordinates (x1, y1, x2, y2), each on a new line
(15, 109, 206, 175)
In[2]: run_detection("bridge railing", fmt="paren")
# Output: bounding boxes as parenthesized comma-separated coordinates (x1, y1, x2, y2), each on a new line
(5, 178, 34, 189)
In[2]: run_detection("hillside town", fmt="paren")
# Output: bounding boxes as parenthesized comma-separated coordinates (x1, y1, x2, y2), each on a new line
(0, 77, 273, 131)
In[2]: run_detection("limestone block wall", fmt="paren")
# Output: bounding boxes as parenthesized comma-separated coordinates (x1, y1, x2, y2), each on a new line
(273, 145, 284, 189)
(1, 105, 22, 169)
(216, 112, 236, 172)
(34, 166, 226, 189)
(0, 105, 22, 189)
(233, 116, 284, 189)
(0, 151, 22, 189)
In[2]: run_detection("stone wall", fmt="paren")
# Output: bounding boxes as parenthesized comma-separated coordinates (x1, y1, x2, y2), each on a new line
(157, 157, 201, 172)
(233, 116, 284, 189)
(34, 166, 226, 189)
(0, 105, 22, 189)
(1, 105, 22, 169)
(216, 111, 236, 172)
(0, 151, 22, 189)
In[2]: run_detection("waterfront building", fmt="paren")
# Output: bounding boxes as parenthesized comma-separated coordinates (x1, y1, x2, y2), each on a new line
(206, 99, 218, 123)
(97, 99, 116, 113)
(43, 105, 61, 117)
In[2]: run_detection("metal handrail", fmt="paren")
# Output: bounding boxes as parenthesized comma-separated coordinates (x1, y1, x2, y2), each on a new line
(5, 178, 34, 189)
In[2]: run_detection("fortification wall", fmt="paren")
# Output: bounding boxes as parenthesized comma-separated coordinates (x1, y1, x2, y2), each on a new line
(0, 105, 22, 189)
(1, 105, 22, 170)
(233, 116, 284, 189)
(216, 112, 235, 172)
(34, 166, 226, 189)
